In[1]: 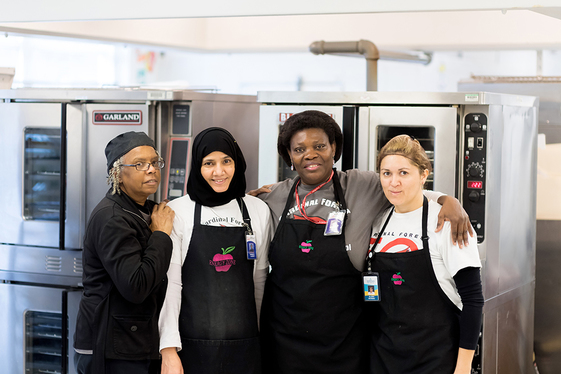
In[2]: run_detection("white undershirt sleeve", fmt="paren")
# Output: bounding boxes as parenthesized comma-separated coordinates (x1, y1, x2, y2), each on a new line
(424, 190, 445, 203)
(158, 211, 186, 352)
(253, 267, 268, 329)
(158, 263, 183, 351)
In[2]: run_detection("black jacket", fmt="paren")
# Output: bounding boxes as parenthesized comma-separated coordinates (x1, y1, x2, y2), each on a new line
(74, 190, 172, 369)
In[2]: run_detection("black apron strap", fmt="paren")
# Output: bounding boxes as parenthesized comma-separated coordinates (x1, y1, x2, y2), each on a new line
(194, 202, 202, 228)
(421, 196, 429, 250)
(237, 197, 253, 233)
(330, 170, 348, 228)
(278, 177, 300, 224)
(366, 208, 394, 271)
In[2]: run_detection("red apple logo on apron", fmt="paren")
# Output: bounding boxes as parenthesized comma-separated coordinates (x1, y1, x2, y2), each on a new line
(299, 240, 314, 253)
(209, 246, 236, 272)
(391, 272, 404, 285)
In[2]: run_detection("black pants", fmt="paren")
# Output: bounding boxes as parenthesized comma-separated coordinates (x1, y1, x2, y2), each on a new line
(74, 352, 151, 374)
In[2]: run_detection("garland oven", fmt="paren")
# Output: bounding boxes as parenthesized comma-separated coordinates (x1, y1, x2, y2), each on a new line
(0, 88, 259, 374)
(258, 91, 538, 374)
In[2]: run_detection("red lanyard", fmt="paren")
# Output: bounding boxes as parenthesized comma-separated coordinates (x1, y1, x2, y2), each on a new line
(294, 170, 334, 224)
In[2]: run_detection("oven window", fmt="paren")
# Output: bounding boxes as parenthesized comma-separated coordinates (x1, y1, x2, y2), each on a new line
(23, 128, 61, 221)
(25, 311, 65, 374)
(376, 126, 435, 191)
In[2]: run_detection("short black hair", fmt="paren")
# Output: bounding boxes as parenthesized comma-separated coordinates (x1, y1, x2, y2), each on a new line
(277, 110, 343, 166)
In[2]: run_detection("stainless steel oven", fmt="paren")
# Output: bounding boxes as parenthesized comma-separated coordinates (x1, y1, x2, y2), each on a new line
(258, 91, 539, 374)
(459, 78, 561, 374)
(0, 283, 82, 374)
(0, 88, 259, 374)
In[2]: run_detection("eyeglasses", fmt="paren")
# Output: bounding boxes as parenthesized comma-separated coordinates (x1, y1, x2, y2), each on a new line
(122, 160, 165, 171)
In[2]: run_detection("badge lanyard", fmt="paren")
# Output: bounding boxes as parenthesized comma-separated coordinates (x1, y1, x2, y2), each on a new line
(237, 198, 257, 260)
(294, 170, 334, 225)
(363, 207, 394, 302)
(365, 208, 394, 271)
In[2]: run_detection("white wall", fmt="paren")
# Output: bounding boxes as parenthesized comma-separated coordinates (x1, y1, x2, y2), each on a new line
(0, 35, 117, 87)
(2, 34, 561, 94)
(137, 48, 551, 94)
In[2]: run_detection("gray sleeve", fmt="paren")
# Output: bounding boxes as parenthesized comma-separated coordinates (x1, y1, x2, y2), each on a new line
(258, 178, 295, 229)
(339, 170, 391, 271)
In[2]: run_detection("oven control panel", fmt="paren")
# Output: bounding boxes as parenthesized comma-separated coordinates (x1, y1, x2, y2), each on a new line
(165, 138, 190, 200)
(462, 113, 487, 243)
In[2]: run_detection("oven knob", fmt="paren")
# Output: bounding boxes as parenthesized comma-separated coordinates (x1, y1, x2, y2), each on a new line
(469, 190, 480, 202)
(466, 163, 484, 178)
(470, 122, 483, 133)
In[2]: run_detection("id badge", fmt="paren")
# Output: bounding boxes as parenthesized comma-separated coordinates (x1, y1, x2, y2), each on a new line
(362, 271, 380, 302)
(324, 211, 345, 236)
(246, 233, 257, 260)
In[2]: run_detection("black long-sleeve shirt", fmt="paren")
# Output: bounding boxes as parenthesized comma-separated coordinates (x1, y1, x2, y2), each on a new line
(454, 266, 484, 350)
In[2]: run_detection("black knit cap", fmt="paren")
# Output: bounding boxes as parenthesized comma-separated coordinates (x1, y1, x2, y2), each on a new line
(105, 131, 155, 174)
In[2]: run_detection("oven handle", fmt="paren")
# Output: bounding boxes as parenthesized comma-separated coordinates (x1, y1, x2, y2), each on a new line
(62, 289, 69, 374)
(59, 103, 67, 250)
(341, 106, 357, 170)
(62, 287, 82, 374)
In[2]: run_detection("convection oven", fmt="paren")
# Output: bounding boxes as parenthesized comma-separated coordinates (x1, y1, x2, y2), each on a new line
(257, 91, 538, 374)
(459, 78, 561, 374)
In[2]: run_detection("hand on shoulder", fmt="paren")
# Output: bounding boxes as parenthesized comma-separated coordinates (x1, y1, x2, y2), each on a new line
(150, 201, 175, 235)
(247, 184, 274, 197)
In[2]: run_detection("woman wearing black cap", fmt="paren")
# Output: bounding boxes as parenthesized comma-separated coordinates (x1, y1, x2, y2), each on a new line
(158, 127, 272, 374)
(74, 131, 175, 374)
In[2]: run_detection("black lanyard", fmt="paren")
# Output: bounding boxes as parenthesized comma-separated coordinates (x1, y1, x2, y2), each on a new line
(365, 208, 394, 272)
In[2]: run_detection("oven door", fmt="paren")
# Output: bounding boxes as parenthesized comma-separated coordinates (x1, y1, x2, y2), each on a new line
(355, 106, 459, 196)
(0, 282, 81, 374)
(0, 102, 85, 249)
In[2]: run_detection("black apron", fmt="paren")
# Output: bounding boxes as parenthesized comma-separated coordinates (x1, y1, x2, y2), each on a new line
(178, 199, 261, 374)
(260, 172, 367, 374)
(369, 196, 461, 374)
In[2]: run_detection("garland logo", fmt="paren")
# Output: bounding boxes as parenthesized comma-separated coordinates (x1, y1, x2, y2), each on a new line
(92, 111, 142, 125)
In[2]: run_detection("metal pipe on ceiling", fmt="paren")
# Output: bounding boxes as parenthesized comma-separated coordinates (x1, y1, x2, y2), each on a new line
(309, 39, 432, 91)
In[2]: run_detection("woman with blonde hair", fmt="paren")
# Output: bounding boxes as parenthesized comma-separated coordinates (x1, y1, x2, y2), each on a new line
(367, 135, 484, 374)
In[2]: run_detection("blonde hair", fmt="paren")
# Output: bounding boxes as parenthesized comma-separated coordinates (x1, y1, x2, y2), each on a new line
(107, 157, 124, 195)
(377, 135, 432, 175)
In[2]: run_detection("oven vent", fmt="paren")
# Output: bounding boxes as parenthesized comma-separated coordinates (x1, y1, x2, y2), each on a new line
(74, 257, 83, 274)
(45, 256, 62, 272)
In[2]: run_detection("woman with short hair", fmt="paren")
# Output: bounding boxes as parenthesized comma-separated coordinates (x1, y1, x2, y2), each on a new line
(74, 131, 175, 374)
